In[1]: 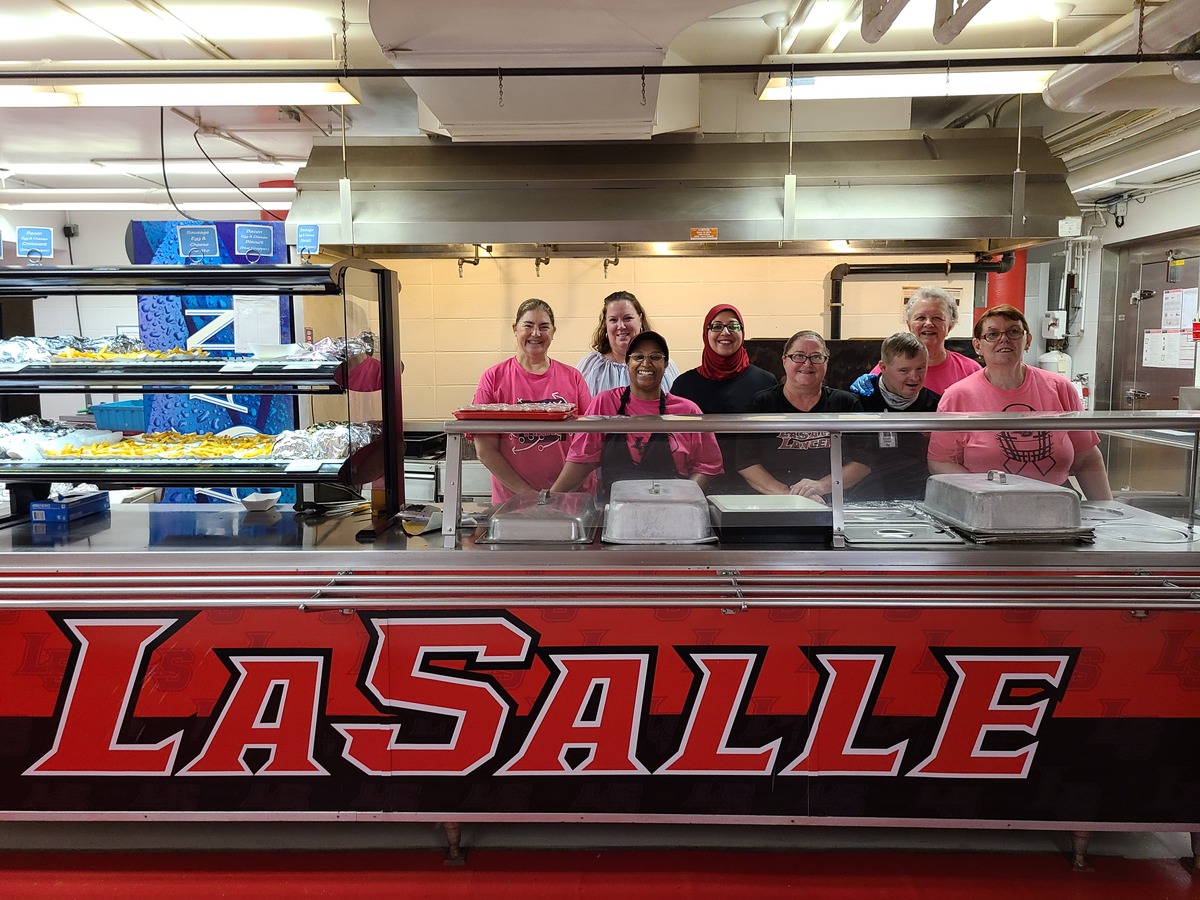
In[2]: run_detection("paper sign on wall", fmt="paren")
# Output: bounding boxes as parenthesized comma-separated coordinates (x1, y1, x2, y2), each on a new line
(1143, 329, 1195, 368)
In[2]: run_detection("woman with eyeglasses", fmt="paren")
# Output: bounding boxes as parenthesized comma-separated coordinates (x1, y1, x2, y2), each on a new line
(576, 290, 679, 395)
(735, 330, 871, 503)
(672, 304, 779, 493)
(927, 304, 1112, 499)
(552, 331, 722, 498)
(472, 298, 593, 504)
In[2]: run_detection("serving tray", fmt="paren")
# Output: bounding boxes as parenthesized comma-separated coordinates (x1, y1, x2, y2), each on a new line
(453, 403, 576, 421)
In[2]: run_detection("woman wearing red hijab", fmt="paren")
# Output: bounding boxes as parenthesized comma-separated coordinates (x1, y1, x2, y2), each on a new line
(672, 303, 778, 493)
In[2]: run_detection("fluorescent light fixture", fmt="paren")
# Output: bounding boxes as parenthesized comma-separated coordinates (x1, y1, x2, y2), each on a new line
(71, 82, 356, 107)
(1072, 148, 1200, 193)
(0, 86, 75, 107)
(2, 160, 303, 177)
(0, 81, 356, 108)
(760, 68, 1055, 100)
(0, 201, 293, 212)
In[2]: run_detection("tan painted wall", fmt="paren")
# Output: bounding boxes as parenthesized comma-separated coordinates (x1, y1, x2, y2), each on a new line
(375, 255, 978, 421)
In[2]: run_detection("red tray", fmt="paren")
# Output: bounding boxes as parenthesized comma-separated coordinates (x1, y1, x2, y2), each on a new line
(453, 405, 576, 421)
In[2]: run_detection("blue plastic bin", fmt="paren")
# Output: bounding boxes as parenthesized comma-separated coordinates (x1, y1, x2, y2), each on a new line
(90, 399, 145, 432)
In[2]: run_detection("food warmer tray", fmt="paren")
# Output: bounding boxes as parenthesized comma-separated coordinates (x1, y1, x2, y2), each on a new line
(477, 490, 599, 544)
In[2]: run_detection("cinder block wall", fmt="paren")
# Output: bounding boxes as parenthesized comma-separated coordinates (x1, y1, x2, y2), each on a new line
(384, 255, 977, 421)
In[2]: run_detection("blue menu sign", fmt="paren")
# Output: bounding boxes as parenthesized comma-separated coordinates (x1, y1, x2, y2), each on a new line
(16, 227, 54, 259)
(296, 224, 320, 255)
(235, 223, 275, 258)
(177, 225, 219, 259)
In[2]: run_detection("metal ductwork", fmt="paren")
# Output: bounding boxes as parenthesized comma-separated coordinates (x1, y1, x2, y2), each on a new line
(288, 129, 1081, 257)
(367, 0, 729, 142)
(1042, 0, 1200, 113)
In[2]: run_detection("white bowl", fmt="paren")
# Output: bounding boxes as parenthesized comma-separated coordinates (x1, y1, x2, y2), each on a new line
(248, 343, 300, 360)
(240, 491, 282, 511)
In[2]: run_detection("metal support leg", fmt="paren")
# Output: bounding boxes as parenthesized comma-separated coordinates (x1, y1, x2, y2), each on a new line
(441, 821, 465, 866)
(1070, 830, 1090, 870)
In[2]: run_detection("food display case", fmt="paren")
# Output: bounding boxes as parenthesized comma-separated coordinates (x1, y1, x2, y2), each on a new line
(0, 402, 1198, 867)
(0, 261, 403, 511)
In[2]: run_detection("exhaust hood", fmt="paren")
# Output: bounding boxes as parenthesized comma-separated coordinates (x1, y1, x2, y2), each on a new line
(288, 130, 1081, 257)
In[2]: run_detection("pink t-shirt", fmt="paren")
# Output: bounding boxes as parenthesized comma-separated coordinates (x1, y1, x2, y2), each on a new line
(871, 350, 981, 395)
(472, 357, 593, 503)
(928, 366, 1097, 486)
(565, 390, 724, 479)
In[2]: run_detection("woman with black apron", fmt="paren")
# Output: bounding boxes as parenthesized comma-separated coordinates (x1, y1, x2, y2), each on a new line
(552, 331, 723, 499)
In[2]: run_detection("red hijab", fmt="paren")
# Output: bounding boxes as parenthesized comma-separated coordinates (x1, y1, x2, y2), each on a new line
(697, 304, 750, 381)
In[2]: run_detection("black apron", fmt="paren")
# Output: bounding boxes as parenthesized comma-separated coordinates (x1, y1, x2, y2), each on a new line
(599, 389, 679, 499)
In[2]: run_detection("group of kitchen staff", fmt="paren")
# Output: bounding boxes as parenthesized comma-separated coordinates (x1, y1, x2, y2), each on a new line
(472, 286, 1112, 506)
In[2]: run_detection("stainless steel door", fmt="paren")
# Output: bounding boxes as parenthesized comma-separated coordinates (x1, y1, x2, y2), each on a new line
(1112, 250, 1199, 413)
(1106, 246, 1199, 494)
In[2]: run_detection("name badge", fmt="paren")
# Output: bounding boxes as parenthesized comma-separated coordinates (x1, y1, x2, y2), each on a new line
(879, 431, 897, 448)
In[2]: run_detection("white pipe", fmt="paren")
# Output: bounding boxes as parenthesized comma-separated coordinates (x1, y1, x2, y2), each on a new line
(1043, 0, 1200, 113)
(933, 0, 993, 46)
(861, 0, 913, 45)
(1173, 59, 1200, 84)
(1050, 75, 1200, 114)
(818, 0, 862, 54)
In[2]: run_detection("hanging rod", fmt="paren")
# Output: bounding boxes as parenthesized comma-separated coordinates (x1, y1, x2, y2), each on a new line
(1, 54, 1197, 82)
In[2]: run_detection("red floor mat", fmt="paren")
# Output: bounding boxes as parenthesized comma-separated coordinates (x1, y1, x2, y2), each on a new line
(1, 849, 1197, 899)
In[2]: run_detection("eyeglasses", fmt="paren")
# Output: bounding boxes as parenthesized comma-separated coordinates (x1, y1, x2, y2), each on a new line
(707, 322, 743, 333)
(979, 326, 1026, 343)
(784, 352, 829, 364)
(628, 352, 666, 363)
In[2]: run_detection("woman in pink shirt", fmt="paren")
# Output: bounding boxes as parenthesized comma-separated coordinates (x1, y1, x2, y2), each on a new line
(855, 285, 981, 396)
(928, 304, 1112, 500)
(553, 331, 722, 499)
(472, 299, 592, 504)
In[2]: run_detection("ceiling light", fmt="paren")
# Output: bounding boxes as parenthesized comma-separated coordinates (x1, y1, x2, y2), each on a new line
(0, 86, 75, 107)
(0, 201, 293, 212)
(759, 68, 1056, 100)
(2, 160, 303, 177)
(1037, 3, 1076, 23)
(67, 82, 357, 107)
(0, 81, 357, 108)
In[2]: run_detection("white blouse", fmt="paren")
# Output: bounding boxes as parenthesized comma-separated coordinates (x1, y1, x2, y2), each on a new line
(576, 350, 679, 396)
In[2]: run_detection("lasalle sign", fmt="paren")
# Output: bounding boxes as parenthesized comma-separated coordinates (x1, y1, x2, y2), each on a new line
(0, 604, 1197, 824)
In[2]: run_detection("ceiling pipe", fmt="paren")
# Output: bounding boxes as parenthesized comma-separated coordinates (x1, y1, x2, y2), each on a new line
(860, 0, 913, 45)
(827, 253, 1014, 339)
(782, 0, 824, 54)
(933, 0, 993, 46)
(818, 0, 863, 54)
(1043, 0, 1200, 113)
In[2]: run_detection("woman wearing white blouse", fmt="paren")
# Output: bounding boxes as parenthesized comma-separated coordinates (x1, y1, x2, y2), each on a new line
(576, 290, 678, 394)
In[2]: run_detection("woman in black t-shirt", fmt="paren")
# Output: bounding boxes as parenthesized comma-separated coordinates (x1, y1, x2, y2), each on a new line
(735, 330, 870, 502)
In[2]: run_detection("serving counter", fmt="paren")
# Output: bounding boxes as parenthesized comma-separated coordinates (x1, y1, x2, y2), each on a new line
(1, 410, 1199, 869)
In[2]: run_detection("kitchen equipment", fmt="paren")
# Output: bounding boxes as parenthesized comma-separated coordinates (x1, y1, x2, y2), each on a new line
(842, 522, 964, 545)
(402, 430, 446, 458)
(922, 470, 1091, 542)
(479, 490, 598, 544)
(602, 480, 715, 545)
(708, 494, 831, 545)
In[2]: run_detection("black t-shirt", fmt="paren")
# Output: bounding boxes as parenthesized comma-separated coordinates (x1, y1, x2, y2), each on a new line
(673, 365, 778, 494)
(852, 374, 942, 500)
(735, 384, 870, 489)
